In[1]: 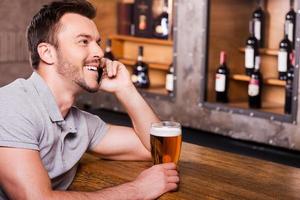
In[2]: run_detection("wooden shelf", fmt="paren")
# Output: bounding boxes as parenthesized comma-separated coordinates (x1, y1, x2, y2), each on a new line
(238, 47, 278, 56)
(138, 86, 169, 96)
(228, 101, 284, 114)
(118, 58, 169, 71)
(231, 74, 286, 86)
(110, 34, 173, 46)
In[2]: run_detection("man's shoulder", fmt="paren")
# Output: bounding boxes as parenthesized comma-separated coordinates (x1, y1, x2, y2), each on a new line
(0, 78, 29, 99)
(0, 78, 39, 116)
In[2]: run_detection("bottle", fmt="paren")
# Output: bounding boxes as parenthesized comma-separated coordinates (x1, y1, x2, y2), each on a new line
(245, 20, 259, 76)
(215, 51, 229, 103)
(285, 0, 296, 48)
(165, 63, 174, 94)
(131, 46, 150, 88)
(284, 52, 295, 114)
(248, 56, 262, 108)
(278, 22, 292, 80)
(153, 0, 169, 39)
(252, 0, 264, 47)
(104, 39, 115, 61)
(133, 0, 153, 38)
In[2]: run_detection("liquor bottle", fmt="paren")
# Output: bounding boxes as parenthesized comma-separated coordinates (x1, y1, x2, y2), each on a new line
(284, 52, 295, 114)
(245, 20, 259, 76)
(131, 46, 150, 88)
(278, 22, 292, 80)
(153, 0, 169, 39)
(285, 0, 296, 48)
(252, 0, 264, 47)
(248, 56, 262, 108)
(133, 0, 153, 38)
(215, 51, 229, 103)
(165, 63, 174, 94)
(104, 39, 115, 61)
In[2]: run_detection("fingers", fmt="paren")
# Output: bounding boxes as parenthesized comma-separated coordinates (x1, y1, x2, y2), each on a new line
(161, 162, 177, 170)
(167, 175, 180, 183)
(166, 169, 178, 176)
(166, 183, 178, 192)
(100, 58, 119, 78)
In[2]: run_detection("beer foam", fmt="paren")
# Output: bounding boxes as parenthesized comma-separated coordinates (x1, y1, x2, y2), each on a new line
(150, 127, 181, 137)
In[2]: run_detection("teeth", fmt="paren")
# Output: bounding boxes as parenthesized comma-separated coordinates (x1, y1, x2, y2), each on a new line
(85, 66, 98, 71)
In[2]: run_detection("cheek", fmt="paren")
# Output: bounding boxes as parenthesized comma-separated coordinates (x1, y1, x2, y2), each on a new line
(59, 47, 87, 65)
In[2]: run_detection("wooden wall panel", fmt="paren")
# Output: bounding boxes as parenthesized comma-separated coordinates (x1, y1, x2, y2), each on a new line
(89, 0, 118, 49)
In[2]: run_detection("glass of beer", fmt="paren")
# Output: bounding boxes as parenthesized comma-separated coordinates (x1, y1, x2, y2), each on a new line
(150, 121, 182, 165)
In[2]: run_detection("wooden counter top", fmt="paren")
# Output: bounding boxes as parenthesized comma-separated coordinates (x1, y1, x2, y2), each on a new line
(69, 142, 300, 199)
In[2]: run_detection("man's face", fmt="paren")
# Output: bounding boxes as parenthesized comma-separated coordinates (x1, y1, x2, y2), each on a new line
(54, 13, 104, 93)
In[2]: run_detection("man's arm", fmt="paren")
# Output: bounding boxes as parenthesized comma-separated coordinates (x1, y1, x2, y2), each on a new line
(90, 124, 152, 160)
(115, 83, 160, 151)
(95, 59, 160, 158)
(0, 147, 179, 200)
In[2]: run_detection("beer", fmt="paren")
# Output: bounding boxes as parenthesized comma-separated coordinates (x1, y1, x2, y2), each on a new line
(150, 121, 182, 165)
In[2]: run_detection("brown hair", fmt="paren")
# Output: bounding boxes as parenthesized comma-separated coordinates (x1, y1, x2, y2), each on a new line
(26, 0, 96, 69)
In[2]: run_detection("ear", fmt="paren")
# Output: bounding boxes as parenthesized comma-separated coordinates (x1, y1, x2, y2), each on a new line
(37, 42, 56, 65)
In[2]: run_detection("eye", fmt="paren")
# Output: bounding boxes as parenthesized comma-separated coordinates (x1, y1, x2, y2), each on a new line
(79, 39, 89, 45)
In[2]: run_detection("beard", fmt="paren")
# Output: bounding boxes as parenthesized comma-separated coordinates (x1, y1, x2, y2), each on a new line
(56, 50, 99, 93)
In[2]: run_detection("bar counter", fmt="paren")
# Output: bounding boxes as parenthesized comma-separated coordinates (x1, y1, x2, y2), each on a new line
(69, 142, 300, 199)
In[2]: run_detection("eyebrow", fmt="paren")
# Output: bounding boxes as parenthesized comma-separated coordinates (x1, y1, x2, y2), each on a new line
(76, 34, 101, 44)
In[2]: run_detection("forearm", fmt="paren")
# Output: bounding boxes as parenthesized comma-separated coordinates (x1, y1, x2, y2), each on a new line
(115, 85, 160, 150)
(46, 182, 139, 200)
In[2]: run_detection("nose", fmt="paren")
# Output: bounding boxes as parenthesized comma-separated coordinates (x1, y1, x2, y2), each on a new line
(91, 42, 104, 59)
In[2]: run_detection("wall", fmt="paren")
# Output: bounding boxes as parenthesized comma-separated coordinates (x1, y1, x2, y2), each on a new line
(0, 0, 52, 86)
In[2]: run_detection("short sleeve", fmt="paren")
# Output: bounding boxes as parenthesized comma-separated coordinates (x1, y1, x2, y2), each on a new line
(77, 110, 109, 150)
(0, 111, 40, 150)
(88, 116, 109, 150)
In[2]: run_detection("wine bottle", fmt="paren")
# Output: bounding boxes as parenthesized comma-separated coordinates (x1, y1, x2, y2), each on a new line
(285, 0, 296, 48)
(252, 0, 264, 47)
(248, 56, 262, 108)
(284, 52, 295, 114)
(245, 20, 259, 76)
(153, 0, 169, 39)
(215, 51, 229, 103)
(104, 39, 115, 61)
(278, 22, 292, 80)
(165, 63, 174, 94)
(131, 46, 150, 88)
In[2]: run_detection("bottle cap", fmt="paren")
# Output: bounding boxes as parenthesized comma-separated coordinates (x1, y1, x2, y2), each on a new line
(220, 51, 226, 64)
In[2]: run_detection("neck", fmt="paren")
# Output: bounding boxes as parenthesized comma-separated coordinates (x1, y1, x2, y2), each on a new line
(36, 66, 79, 118)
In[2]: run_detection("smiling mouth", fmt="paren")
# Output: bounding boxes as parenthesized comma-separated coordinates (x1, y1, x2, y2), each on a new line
(84, 65, 98, 71)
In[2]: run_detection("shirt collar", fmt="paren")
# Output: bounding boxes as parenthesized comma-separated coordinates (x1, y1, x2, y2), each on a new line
(28, 72, 64, 122)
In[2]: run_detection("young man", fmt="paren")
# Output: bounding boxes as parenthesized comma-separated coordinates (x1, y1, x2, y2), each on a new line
(0, 0, 179, 199)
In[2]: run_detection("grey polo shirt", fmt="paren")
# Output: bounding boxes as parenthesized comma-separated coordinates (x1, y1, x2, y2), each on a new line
(0, 72, 108, 198)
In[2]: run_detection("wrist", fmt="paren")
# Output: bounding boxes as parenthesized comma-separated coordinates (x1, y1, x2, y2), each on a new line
(115, 83, 137, 99)
(128, 181, 143, 200)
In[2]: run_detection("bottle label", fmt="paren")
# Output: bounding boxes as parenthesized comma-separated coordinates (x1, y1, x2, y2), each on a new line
(139, 15, 147, 30)
(215, 74, 226, 92)
(248, 79, 259, 96)
(245, 47, 254, 69)
(278, 50, 288, 72)
(166, 74, 174, 91)
(254, 20, 261, 40)
(131, 74, 138, 83)
(287, 21, 294, 42)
